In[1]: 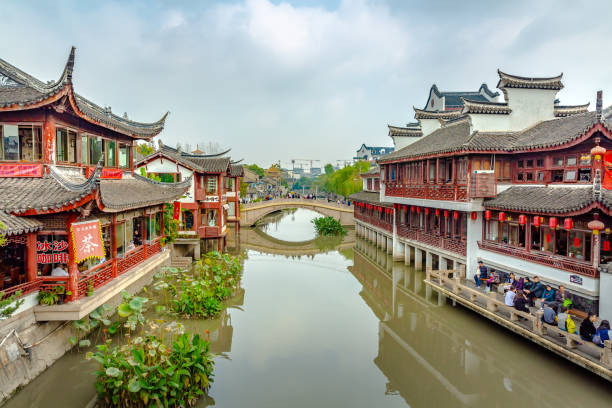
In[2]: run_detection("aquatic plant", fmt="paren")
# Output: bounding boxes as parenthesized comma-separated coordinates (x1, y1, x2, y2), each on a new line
(0, 290, 24, 318)
(312, 216, 346, 236)
(153, 252, 243, 319)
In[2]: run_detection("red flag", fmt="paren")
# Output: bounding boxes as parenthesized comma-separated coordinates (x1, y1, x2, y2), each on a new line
(173, 201, 181, 220)
(71, 220, 105, 263)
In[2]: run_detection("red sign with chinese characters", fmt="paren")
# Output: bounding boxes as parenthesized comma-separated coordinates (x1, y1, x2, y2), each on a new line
(36, 239, 69, 264)
(0, 163, 43, 177)
(85, 167, 123, 179)
(173, 201, 181, 220)
(604, 151, 612, 190)
(71, 220, 105, 263)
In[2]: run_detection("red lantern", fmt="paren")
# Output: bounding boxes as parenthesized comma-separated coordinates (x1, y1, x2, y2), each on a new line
(518, 215, 526, 227)
(546, 233, 552, 243)
(444, 210, 449, 218)
(604, 241, 611, 251)
(533, 216, 541, 228)
(471, 212, 477, 221)
(411, 206, 415, 213)
(425, 208, 430, 215)
(574, 237, 581, 247)
(484, 210, 491, 221)
(564, 218, 573, 230)
(435, 209, 440, 216)
(453, 211, 459, 220)
(403, 205, 407, 211)
(417, 207, 421, 214)
(549, 217, 557, 229)
(498, 212, 506, 222)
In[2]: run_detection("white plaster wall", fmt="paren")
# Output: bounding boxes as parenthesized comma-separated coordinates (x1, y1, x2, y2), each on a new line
(466, 211, 483, 280)
(599, 272, 612, 321)
(477, 248, 599, 297)
(506, 88, 557, 131)
(469, 113, 511, 132)
(392, 135, 422, 150)
(137, 158, 194, 203)
(419, 119, 441, 136)
(362, 178, 368, 191)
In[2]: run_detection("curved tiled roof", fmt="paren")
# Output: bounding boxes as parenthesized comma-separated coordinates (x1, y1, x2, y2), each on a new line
(414, 108, 463, 120)
(379, 111, 602, 162)
(0, 211, 43, 236)
(99, 174, 191, 212)
(461, 98, 511, 114)
(484, 186, 594, 214)
(361, 165, 380, 177)
(230, 164, 244, 177)
(497, 70, 564, 91)
(554, 104, 590, 117)
(349, 191, 392, 207)
(0, 47, 167, 139)
(388, 125, 422, 137)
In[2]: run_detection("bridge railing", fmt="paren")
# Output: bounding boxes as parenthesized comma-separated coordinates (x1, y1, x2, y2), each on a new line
(241, 198, 353, 211)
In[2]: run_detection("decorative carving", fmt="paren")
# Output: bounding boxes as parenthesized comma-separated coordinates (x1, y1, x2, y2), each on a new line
(0, 73, 21, 87)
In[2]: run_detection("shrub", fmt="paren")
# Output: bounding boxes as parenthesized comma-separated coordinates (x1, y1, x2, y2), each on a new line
(312, 216, 346, 236)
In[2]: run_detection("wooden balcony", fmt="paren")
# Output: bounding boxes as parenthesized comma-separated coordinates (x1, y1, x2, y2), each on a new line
(384, 183, 468, 202)
(195, 189, 220, 202)
(397, 225, 466, 256)
(198, 225, 223, 238)
(354, 211, 392, 232)
(478, 240, 598, 278)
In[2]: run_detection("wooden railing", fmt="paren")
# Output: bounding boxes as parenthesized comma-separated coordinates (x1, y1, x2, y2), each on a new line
(118, 246, 145, 275)
(397, 226, 467, 256)
(1, 279, 43, 299)
(198, 225, 222, 238)
(478, 240, 598, 278)
(384, 183, 468, 202)
(78, 262, 114, 298)
(354, 211, 392, 232)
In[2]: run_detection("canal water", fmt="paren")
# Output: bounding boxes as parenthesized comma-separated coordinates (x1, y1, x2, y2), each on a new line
(4, 208, 612, 407)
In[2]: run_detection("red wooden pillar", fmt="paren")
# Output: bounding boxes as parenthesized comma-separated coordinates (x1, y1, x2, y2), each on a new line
(143, 209, 148, 259)
(26, 232, 37, 282)
(111, 214, 117, 278)
(435, 158, 439, 184)
(160, 204, 165, 241)
(130, 141, 135, 176)
(66, 213, 79, 300)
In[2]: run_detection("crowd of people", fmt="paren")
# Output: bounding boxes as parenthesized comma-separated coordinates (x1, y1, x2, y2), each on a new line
(476, 260, 611, 349)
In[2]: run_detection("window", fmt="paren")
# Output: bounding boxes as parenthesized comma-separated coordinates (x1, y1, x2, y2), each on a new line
(429, 162, 435, 181)
(228, 178, 235, 192)
(556, 229, 568, 256)
(566, 156, 577, 166)
(526, 172, 534, 181)
(495, 159, 511, 181)
(207, 209, 217, 227)
(367, 179, 372, 190)
(553, 157, 564, 167)
(146, 216, 157, 241)
(55, 128, 76, 163)
(540, 227, 554, 253)
(89, 137, 103, 165)
(105, 140, 116, 167)
(569, 230, 586, 260)
(182, 210, 194, 230)
(155, 212, 162, 237)
(531, 224, 541, 250)
(119, 144, 131, 168)
(17, 125, 42, 161)
(537, 172, 545, 181)
(486, 220, 499, 241)
(1, 125, 18, 160)
(526, 159, 533, 168)
(517, 173, 524, 181)
(81, 135, 88, 164)
(578, 169, 591, 182)
(580, 154, 591, 165)
(536, 159, 544, 167)
(206, 177, 218, 194)
(116, 223, 125, 258)
(552, 170, 564, 182)
(564, 170, 577, 181)
(518, 160, 524, 168)
(228, 201, 236, 217)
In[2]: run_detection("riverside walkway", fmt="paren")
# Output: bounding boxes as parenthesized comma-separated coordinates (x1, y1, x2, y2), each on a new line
(425, 267, 612, 382)
(240, 198, 354, 227)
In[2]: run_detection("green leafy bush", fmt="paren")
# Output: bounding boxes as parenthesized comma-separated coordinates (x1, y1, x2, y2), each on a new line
(0, 290, 24, 318)
(312, 216, 346, 236)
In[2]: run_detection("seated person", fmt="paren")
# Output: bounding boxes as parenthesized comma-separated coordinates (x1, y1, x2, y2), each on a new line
(133, 229, 142, 246)
(579, 313, 598, 341)
(513, 290, 530, 313)
(557, 306, 569, 331)
(542, 304, 557, 325)
(51, 263, 69, 277)
(541, 285, 556, 303)
(504, 286, 516, 306)
(566, 313, 577, 334)
(593, 320, 611, 348)
(554, 285, 572, 308)
(524, 276, 545, 306)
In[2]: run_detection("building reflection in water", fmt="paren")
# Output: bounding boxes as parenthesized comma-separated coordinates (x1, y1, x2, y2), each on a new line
(350, 236, 600, 408)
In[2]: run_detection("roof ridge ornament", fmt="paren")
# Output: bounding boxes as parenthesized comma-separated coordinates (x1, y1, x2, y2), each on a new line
(596, 90, 603, 121)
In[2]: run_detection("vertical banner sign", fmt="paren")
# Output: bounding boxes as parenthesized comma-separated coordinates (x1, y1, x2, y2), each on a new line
(173, 201, 181, 220)
(603, 151, 612, 190)
(71, 220, 105, 263)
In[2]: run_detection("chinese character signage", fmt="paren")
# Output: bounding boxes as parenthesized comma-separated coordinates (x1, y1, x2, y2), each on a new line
(569, 274, 583, 285)
(36, 239, 69, 264)
(173, 201, 181, 220)
(71, 220, 105, 263)
(0, 163, 43, 178)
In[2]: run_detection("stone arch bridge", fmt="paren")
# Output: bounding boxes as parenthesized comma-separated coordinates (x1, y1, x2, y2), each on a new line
(240, 199, 354, 227)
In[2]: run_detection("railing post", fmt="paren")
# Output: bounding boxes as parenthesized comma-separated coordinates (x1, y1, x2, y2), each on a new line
(486, 291, 498, 312)
(602, 340, 612, 368)
(533, 310, 544, 335)
(425, 266, 432, 281)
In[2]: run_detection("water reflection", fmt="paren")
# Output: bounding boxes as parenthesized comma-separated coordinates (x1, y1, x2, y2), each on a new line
(256, 208, 319, 241)
(351, 237, 612, 407)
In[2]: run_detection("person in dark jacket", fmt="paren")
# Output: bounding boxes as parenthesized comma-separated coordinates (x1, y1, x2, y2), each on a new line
(524, 276, 544, 306)
(594, 320, 610, 347)
(514, 277, 524, 291)
(514, 290, 530, 313)
(579, 313, 598, 341)
(541, 285, 555, 303)
(474, 260, 488, 288)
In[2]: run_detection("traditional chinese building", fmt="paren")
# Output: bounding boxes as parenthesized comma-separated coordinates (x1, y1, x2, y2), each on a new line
(352, 70, 612, 319)
(136, 143, 243, 251)
(0, 47, 190, 319)
(353, 144, 394, 162)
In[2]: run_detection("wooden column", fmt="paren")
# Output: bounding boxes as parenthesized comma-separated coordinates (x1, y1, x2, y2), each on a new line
(111, 214, 117, 278)
(435, 158, 439, 184)
(143, 209, 148, 259)
(130, 141, 135, 176)
(160, 205, 165, 241)
(66, 213, 78, 300)
(26, 232, 37, 282)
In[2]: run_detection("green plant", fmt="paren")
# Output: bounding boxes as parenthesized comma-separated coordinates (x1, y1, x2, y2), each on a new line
(38, 287, 60, 306)
(0, 220, 7, 247)
(0, 291, 24, 318)
(312, 216, 346, 236)
(87, 282, 94, 297)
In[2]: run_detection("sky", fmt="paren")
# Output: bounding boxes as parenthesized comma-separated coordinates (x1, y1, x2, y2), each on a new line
(2, 0, 612, 168)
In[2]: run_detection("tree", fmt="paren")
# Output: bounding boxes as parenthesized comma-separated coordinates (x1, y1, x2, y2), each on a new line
(247, 164, 265, 178)
(324, 163, 335, 176)
(135, 142, 154, 157)
(313, 160, 369, 198)
(0, 220, 6, 247)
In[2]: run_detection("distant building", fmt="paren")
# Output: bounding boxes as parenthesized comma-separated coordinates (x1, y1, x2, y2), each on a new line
(354, 144, 395, 162)
(311, 167, 322, 176)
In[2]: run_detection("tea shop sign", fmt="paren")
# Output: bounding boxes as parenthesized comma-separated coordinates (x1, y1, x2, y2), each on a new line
(36, 240, 69, 264)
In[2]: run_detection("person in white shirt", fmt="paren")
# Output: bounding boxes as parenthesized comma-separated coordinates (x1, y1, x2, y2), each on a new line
(504, 286, 516, 307)
(51, 264, 69, 277)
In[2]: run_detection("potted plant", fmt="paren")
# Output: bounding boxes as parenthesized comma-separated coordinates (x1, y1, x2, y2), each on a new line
(38, 288, 59, 306)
